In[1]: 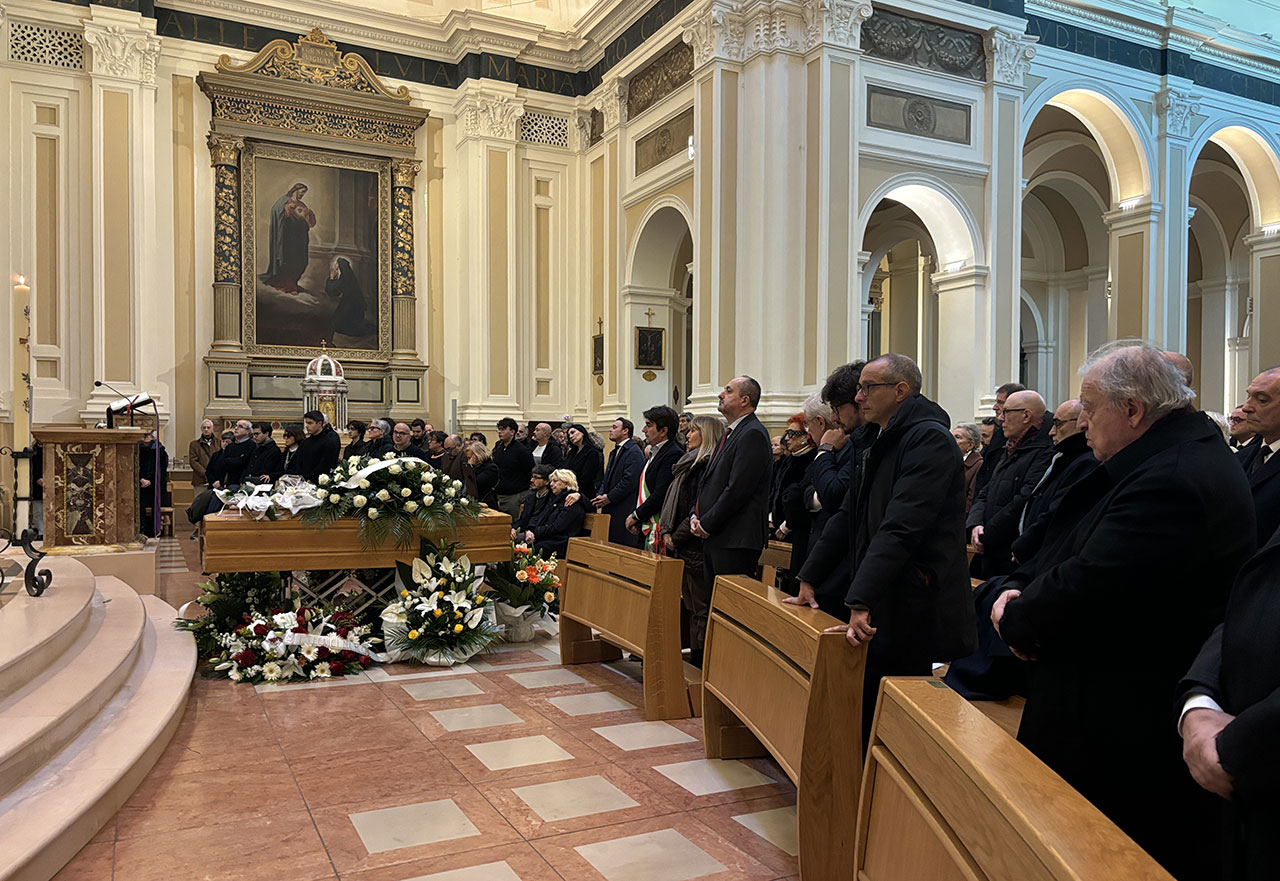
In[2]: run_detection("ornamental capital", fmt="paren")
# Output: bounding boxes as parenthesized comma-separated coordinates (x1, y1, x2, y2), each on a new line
(594, 78, 628, 131)
(1156, 87, 1202, 139)
(986, 27, 1037, 87)
(682, 1, 746, 70)
(803, 0, 874, 52)
(83, 18, 161, 85)
(206, 132, 245, 167)
(454, 88, 525, 142)
(572, 109, 594, 152)
(392, 158, 422, 190)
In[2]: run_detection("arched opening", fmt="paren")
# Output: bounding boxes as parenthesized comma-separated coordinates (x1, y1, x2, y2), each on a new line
(625, 202, 694, 411)
(858, 177, 984, 421)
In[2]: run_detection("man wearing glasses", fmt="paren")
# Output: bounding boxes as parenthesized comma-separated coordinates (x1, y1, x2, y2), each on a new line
(967, 390, 1054, 579)
(818, 353, 976, 744)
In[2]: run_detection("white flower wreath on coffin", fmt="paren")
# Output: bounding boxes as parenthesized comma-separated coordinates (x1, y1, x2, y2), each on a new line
(214, 482, 277, 519)
(272, 481, 324, 514)
(336, 455, 430, 489)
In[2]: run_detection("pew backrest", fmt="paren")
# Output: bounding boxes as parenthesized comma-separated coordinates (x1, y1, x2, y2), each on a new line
(582, 511, 610, 541)
(857, 678, 1175, 881)
(757, 539, 792, 585)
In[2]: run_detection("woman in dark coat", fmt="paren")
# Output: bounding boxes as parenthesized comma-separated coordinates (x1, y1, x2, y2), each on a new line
(325, 257, 376, 339)
(522, 469, 587, 559)
(659, 415, 726, 668)
(563, 423, 604, 499)
(466, 442, 500, 507)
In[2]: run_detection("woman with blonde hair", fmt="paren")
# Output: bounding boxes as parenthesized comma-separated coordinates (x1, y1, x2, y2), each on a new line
(658, 414, 727, 668)
(465, 442, 499, 507)
(523, 468, 586, 558)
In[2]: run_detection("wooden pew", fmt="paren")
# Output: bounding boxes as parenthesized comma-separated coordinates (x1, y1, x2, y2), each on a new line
(558, 536, 693, 720)
(757, 539, 792, 585)
(701, 575, 865, 881)
(582, 511, 610, 541)
(857, 678, 1174, 881)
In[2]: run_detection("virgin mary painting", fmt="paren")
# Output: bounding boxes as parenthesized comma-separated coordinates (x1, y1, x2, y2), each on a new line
(258, 182, 317, 293)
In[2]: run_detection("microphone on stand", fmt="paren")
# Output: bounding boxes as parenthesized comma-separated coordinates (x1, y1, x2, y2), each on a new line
(94, 380, 164, 538)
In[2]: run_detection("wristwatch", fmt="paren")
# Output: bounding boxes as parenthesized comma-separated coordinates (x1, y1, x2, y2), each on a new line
(817, 443, 836, 453)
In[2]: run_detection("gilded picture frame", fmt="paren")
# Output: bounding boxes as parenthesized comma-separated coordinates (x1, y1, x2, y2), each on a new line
(592, 334, 605, 375)
(635, 326, 665, 371)
(240, 141, 393, 360)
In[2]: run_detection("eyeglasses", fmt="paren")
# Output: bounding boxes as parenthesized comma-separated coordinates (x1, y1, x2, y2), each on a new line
(1051, 417, 1074, 428)
(857, 382, 899, 393)
(1002, 408, 1030, 417)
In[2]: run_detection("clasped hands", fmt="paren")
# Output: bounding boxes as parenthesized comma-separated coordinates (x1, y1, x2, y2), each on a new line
(1181, 709, 1235, 799)
(989, 588, 1037, 661)
(689, 515, 709, 539)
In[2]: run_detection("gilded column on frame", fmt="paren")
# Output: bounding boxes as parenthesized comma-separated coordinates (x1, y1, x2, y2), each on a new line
(207, 132, 245, 351)
(391, 158, 423, 358)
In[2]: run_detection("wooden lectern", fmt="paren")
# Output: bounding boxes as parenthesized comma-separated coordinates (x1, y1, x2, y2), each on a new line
(32, 426, 144, 553)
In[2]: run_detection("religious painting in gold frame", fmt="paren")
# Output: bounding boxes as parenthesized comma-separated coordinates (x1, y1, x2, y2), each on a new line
(635, 326, 665, 371)
(241, 141, 393, 360)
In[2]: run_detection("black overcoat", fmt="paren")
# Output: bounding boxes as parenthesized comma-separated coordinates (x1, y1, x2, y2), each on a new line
(967, 424, 1055, 578)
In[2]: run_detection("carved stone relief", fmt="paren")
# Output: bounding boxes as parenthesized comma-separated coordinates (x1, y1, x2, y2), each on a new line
(82, 21, 161, 84)
(867, 85, 971, 145)
(627, 40, 694, 120)
(635, 107, 694, 175)
(986, 28, 1037, 87)
(862, 8, 986, 82)
(1156, 88, 1202, 139)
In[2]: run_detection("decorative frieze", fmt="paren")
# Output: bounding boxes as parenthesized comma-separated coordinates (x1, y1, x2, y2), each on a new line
(1156, 88, 1202, 139)
(862, 8, 986, 82)
(867, 85, 972, 144)
(82, 20, 161, 84)
(987, 28, 1037, 87)
(627, 40, 694, 120)
(682, 0, 876, 69)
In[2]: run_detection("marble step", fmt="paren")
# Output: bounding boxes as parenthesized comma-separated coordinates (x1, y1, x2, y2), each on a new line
(0, 595, 196, 881)
(0, 559, 95, 703)
(0, 577, 145, 798)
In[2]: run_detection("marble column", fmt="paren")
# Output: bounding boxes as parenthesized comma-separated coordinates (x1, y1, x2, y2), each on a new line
(933, 265, 992, 423)
(79, 7, 168, 428)
(206, 132, 244, 351)
(1151, 87, 1201, 350)
(1245, 231, 1280, 373)
(1196, 279, 1232, 413)
(1103, 202, 1162, 341)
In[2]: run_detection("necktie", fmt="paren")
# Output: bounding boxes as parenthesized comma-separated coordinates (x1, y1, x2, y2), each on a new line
(1252, 445, 1273, 475)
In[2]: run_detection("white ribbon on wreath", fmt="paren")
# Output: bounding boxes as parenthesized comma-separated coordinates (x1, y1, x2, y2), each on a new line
(336, 456, 430, 489)
(282, 629, 395, 663)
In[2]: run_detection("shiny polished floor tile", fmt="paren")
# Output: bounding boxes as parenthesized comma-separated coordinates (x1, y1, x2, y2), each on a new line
(508, 669, 589, 689)
(732, 805, 799, 856)
(402, 679, 485, 701)
(574, 828, 726, 881)
(654, 759, 774, 796)
(591, 721, 697, 751)
(465, 734, 575, 771)
(430, 703, 525, 731)
(547, 691, 636, 716)
(399, 860, 523, 881)
(512, 775, 640, 822)
(349, 799, 480, 854)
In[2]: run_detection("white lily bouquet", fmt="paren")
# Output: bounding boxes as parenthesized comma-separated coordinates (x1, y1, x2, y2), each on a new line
(380, 538, 502, 665)
(302, 453, 479, 549)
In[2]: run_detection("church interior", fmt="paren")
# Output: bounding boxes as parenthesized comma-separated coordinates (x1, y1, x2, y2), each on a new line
(2, 0, 1279, 878)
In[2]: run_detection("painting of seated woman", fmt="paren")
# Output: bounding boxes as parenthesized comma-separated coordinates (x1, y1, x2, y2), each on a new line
(251, 152, 384, 351)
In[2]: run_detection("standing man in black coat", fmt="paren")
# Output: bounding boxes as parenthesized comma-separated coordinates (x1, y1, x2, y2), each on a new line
(968, 389, 1055, 578)
(297, 411, 341, 483)
(816, 354, 976, 744)
(1235, 367, 1280, 545)
(626, 405, 684, 551)
(492, 417, 535, 519)
(1179, 527, 1280, 881)
(245, 422, 284, 486)
(689, 376, 773, 665)
(591, 417, 646, 547)
(1010, 398, 1098, 563)
(972, 381, 1025, 494)
(787, 361, 877, 618)
(993, 341, 1256, 881)
(213, 420, 254, 489)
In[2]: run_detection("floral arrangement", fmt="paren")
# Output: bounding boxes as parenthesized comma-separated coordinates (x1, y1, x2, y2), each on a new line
(175, 572, 383, 684)
(380, 539, 501, 665)
(486, 543, 562, 619)
(302, 453, 479, 549)
(214, 477, 322, 521)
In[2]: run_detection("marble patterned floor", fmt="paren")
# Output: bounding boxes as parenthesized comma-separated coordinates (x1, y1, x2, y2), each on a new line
(51, 537, 801, 881)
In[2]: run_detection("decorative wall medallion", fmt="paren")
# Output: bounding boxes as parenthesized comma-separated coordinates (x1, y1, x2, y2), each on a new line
(862, 9, 985, 81)
(903, 98, 935, 135)
(642, 370, 658, 382)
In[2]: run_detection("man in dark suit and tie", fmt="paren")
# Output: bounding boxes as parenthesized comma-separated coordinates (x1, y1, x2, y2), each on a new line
(591, 418, 646, 547)
(690, 376, 773, 665)
(626, 405, 684, 551)
(1179, 525, 1280, 881)
(1236, 367, 1280, 545)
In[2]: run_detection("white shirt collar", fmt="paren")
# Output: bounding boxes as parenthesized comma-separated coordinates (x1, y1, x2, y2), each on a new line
(727, 413, 750, 431)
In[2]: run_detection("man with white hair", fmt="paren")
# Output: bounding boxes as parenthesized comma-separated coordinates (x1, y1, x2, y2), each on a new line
(967, 389, 1054, 578)
(992, 340, 1255, 879)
